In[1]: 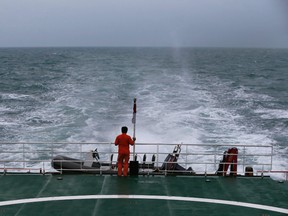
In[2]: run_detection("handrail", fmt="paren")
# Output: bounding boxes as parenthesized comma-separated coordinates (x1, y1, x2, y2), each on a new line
(0, 142, 275, 176)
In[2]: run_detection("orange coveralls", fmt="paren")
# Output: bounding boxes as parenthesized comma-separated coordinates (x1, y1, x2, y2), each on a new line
(114, 133, 135, 176)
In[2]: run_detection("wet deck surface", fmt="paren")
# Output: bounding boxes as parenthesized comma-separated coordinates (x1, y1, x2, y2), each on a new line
(0, 174, 288, 215)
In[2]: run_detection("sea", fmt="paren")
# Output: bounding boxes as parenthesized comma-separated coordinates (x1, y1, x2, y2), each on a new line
(0, 47, 287, 173)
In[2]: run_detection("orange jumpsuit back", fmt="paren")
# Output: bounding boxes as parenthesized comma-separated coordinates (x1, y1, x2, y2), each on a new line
(114, 133, 134, 176)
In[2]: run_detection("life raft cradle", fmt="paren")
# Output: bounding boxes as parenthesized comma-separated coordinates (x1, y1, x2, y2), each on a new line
(216, 147, 238, 176)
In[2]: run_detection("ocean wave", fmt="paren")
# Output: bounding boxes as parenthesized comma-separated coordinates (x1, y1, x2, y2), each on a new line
(0, 93, 34, 101)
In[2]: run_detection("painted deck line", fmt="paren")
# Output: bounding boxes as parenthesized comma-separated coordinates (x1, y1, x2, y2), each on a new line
(0, 195, 287, 214)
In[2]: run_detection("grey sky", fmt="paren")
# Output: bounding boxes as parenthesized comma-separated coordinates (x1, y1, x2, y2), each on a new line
(0, 0, 287, 48)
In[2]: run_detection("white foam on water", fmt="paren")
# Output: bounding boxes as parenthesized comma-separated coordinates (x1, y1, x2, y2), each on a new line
(254, 108, 288, 119)
(0, 93, 33, 100)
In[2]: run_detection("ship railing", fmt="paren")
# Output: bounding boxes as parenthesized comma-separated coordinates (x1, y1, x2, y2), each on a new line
(256, 170, 288, 181)
(0, 142, 276, 176)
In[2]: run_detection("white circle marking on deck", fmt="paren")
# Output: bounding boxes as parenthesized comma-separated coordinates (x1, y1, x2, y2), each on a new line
(0, 195, 287, 214)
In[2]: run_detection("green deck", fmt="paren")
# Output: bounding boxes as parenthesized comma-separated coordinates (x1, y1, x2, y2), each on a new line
(0, 174, 287, 215)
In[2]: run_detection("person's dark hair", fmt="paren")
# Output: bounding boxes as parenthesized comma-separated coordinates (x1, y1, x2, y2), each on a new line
(121, 126, 128, 133)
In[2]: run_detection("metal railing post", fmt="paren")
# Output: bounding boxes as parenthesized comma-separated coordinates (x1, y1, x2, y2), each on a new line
(243, 146, 246, 174)
(51, 143, 54, 158)
(214, 145, 217, 170)
(156, 144, 159, 168)
(80, 143, 82, 160)
(185, 144, 188, 169)
(22, 143, 25, 169)
(270, 146, 273, 171)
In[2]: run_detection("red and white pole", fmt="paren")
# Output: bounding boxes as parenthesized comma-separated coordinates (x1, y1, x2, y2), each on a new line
(132, 98, 137, 160)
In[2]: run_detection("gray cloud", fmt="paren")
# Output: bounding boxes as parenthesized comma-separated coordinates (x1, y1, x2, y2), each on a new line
(0, 0, 287, 48)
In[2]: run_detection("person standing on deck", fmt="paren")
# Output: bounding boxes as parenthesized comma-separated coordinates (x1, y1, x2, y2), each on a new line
(114, 126, 136, 176)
